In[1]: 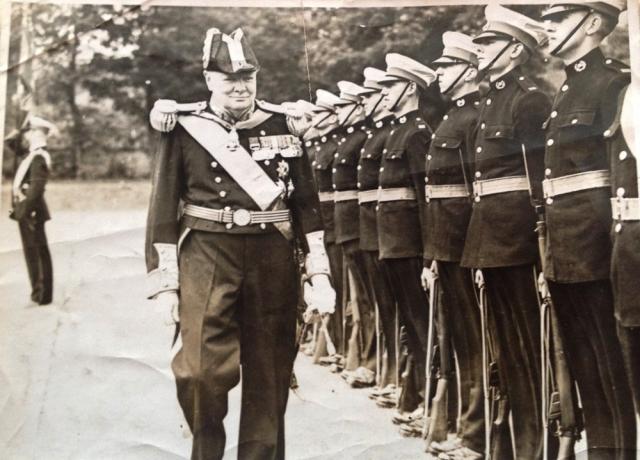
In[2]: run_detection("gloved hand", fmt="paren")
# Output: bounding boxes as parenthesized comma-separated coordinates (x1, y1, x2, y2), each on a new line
(154, 290, 180, 325)
(475, 269, 485, 289)
(420, 261, 438, 291)
(538, 272, 550, 299)
(303, 274, 335, 320)
(149, 99, 178, 133)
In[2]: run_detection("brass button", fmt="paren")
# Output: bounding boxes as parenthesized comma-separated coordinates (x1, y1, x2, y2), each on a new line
(225, 223, 233, 229)
(379, 167, 384, 172)
(219, 191, 227, 198)
(210, 161, 218, 168)
(617, 187, 626, 197)
(486, 98, 492, 105)
(619, 150, 628, 160)
(547, 139, 554, 147)
(475, 171, 481, 178)
(546, 198, 553, 205)
(561, 84, 569, 92)
(260, 223, 266, 230)
(550, 111, 557, 118)
(476, 147, 482, 153)
(474, 196, 480, 203)
(214, 177, 222, 183)
(545, 168, 551, 177)
(615, 223, 623, 233)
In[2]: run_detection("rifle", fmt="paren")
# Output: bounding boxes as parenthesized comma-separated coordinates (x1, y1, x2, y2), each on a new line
(422, 262, 449, 448)
(535, 209, 581, 459)
(425, 278, 450, 448)
(477, 269, 514, 460)
(344, 268, 362, 371)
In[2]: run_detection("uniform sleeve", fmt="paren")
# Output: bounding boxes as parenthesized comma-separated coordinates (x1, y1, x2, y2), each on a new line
(289, 143, 323, 241)
(601, 73, 631, 133)
(145, 128, 184, 298)
(462, 111, 479, 191)
(13, 155, 48, 221)
(514, 90, 551, 204)
(407, 127, 429, 201)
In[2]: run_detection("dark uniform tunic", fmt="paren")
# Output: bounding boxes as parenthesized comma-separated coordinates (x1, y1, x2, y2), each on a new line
(377, 109, 431, 395)
(543, 49, 636, 458)
(308, 132, 346, 355)
(332, 122, 376, 372)
(10, 149, 53, 305)
(146, 103, 322, 460)
(461, 68, 551, 460)
(309, 133, 340, 244)
(423, 92, 484, 454)
(607, 85, 640, 425)
(544, 48, 629, 282)
(357, 117, 398, 386)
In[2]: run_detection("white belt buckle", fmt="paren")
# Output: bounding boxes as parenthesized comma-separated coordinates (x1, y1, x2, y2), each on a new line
(232, 209, 252, 226)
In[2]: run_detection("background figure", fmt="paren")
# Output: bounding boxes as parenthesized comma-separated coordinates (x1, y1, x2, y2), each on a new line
(7, 116, 55, 306)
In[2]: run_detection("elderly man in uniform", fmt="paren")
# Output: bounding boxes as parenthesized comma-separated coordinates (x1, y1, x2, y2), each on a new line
(421, 32, 484, 460)
(146, 28, 334, 460)
(375, 53, 436, 436)
(460, 5, 551, 459)
(331, 80, 379, 387)
(540, 2, 636, 457)
(357, 67, 399, 403)
(7, 116, 56, 306)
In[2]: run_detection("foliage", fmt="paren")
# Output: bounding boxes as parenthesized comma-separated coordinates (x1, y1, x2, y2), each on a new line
(2, 4, 631, 179)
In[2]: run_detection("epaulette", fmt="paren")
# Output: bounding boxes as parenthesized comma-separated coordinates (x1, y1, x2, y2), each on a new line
(155, 99, 207, 114)
(256, 99, 286, 115)
(515, 75, 539, 93)
(603, 57, 630, 74)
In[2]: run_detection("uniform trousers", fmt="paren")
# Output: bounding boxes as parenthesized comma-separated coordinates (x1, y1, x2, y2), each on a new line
(361, 250, 397, 386)
(549, 280, 636, 460)
(173, 231, 298, 460)
(617, 324, 640, 418)
(326, 241, 345, 355)
(438, 261, 484, 453)
(18, 219, 53, 305)
(483, 265, 543, 460)
(341, 239, 377, 371)
(381, 257, 428, 398)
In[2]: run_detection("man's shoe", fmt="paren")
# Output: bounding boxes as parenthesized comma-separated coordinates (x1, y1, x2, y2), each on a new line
(439, 446, 483, 460)
(392, 406, 423, 425)
(428, 437, 462, 454)
(399, 418, 425, 438)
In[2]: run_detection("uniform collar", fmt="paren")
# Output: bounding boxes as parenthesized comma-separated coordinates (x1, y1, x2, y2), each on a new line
(565, 48, 605, 77)
(394, 109, 419, 124)
(489, 69, 520, 92)
(452, 91, 481, 109)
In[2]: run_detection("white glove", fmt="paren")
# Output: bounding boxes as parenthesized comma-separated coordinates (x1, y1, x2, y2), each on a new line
(538, 272, 550, 299)
(420, 261, 438, 291)
(154, 290, 180, 325)
(149, 99, 178, 133)
(303, 274, 336, 317)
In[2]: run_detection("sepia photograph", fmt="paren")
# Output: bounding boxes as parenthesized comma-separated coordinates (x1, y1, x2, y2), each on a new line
(1, 0, 639, 459)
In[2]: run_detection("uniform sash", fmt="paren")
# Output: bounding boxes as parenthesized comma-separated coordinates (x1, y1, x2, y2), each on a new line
(177, 114, 283, 211)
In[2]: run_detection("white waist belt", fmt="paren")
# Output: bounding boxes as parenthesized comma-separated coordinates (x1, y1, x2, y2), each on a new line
(543, 170, 610, 199)
(358, 189, 379, 204)
(473, 176, 529, 197)
(611, 197, 640, 221)
(378, 187, 417, 202)
(425, 184, 469, 201)
(334, 190, 359, 202)
(318, 191, 335, 203)
(183, 203, 291, 227)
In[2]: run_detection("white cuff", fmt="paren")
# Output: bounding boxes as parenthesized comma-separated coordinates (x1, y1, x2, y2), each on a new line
(147, 243, 179, 298)
(304, 231, 331, 277)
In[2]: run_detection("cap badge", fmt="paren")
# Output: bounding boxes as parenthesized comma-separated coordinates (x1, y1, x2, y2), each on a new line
(496, 80, 506, 90)
(456, 98, 465, 107)
(574, 60, 586, 72)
